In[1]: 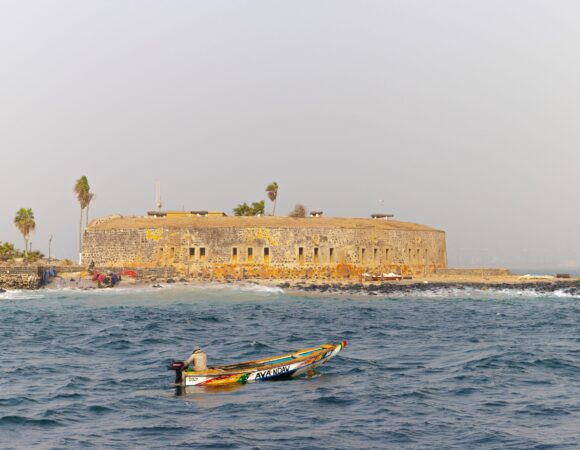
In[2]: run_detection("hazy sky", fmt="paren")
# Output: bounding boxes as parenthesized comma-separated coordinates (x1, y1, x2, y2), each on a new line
(1, 1, 579, 270)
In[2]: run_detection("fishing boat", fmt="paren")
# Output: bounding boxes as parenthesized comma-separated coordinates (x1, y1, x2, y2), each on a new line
(168, 341, 347, 387)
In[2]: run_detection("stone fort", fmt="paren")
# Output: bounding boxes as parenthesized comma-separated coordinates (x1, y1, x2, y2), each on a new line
(82, 212, 447, 280)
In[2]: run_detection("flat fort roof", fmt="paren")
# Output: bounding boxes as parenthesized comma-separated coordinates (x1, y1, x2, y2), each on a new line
(89, 215, 443, 233)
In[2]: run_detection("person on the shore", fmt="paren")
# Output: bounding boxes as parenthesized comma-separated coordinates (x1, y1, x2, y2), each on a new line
(184, 346, 208, 371)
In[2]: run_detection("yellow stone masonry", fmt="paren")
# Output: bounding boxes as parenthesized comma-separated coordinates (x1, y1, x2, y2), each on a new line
(82, 215, 447, 280)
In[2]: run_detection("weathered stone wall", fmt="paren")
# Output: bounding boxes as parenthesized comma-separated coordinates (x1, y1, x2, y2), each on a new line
(0, 266, 41, 289)
(82, 217, 447, 280)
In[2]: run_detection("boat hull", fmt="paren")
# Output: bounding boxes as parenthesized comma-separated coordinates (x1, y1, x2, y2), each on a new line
(179, 341, 346, 387)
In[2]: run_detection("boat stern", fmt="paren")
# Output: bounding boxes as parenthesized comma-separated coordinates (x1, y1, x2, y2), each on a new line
(167, 360, 185, 385)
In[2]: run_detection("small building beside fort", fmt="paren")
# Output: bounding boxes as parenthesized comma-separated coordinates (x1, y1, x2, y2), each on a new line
(81, 214, 447, 280)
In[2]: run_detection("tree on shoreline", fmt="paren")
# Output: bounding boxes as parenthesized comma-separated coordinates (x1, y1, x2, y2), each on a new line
(74, 176, 91, 256)
(0, 242, 18, 261)
(265, 182, 279, 216)
(14, 208, 36, 257)
(0, 241, 43, 262)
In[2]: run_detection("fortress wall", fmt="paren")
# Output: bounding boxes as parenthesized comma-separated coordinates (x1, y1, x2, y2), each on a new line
(82, 221, 447, 279)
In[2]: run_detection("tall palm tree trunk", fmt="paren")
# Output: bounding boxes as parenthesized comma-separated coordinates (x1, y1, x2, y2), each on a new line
(272, 199, 277, 216)
(86, 203, 90, 228)
(24, 236, 28, 257)
(79, 207, 84, 261)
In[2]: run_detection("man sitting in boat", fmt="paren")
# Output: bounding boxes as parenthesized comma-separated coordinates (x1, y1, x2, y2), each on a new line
(184, 346, 207, 371)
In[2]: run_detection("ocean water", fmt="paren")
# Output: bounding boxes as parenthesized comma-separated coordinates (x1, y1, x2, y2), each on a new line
(1, 284, 579, 449)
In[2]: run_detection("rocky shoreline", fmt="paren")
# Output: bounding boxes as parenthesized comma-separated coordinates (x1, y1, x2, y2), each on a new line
(277, 279, 580, 296)
(2, 279, 580, 297)
(1, 263, 579, 297)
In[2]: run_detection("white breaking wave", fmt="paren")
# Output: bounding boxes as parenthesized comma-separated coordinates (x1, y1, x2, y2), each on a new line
(551, 289, 579, 298)
(404, 287, 580, 299)
(187, 282, 285, 295)
(222, 283, 284, 294)
(1, 281, 285, 299)
(318, 285, 580, 300)
(0, 289, 46, 301)
(3, 282, 576, 301)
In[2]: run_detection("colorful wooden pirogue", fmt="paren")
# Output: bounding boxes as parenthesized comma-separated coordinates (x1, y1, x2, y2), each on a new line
(168, 341, 347, 387)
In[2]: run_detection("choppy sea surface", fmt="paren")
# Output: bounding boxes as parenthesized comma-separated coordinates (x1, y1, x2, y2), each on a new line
(1, 284, 579, 449)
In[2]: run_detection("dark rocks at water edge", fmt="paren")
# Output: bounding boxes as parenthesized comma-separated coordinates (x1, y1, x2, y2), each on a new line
(280, 280, 580, 296)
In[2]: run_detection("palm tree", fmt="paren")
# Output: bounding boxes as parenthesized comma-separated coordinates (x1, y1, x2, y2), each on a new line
(265, 182, 279, 216)
(251, 200, 265, 216)
(74, 176, 91, 256)
(14, 208, 36, 257)
(233, 202, 252, 216)
(233, 201, 265, 216)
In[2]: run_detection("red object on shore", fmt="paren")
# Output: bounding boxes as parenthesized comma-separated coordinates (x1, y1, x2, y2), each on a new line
(91, 270, 106, 282)
(122, 270, 137, 278)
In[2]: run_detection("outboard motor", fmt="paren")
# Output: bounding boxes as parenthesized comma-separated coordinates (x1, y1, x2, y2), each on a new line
(168, 360, 185, 384)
